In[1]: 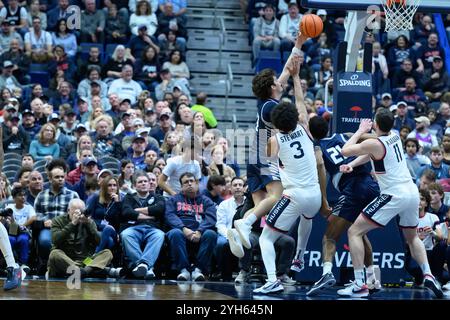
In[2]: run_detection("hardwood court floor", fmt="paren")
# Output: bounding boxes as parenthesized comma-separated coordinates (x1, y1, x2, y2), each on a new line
(0, 278, 449, 300)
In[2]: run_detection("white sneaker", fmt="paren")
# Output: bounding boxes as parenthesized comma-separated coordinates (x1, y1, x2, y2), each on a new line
(253, 280, 284, 294)
(290, 259, 304, 273)
(278, 274, 296, 286)
(367, 276, 382, 293)
(306, 272, 336, 296)
(227, 229, 245, 258)
(108, 267, 123, 278)
(423, 274, 443, 298)
(177, 268, 191, 281)
(192, 268, 205, 281)
(132, 263, 148, 278)
(145, 268, 156, 280)
(235, 270, 248, 284)
(442, 282, 450, 291)
(234, 219, 252, 249)
(337, 281, 369, 298)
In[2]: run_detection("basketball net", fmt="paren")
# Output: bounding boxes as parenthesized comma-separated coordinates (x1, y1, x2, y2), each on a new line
(381, 0, 421, 31)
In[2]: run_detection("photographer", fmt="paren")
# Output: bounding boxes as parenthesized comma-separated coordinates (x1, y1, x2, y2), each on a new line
(47, 199, 113, 279)
(4, 187, 36, 273)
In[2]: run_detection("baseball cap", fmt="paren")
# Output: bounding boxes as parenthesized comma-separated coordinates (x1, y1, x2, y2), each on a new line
(49, 113, 60, 121)
(75, 123, 87, 131)
(317, 9, 327, 16)
(65, 108, 76, 116)
(415, 116, 430, 126)
(120, 98, 131, 105)
(23, 109, 33, 116)
(136, 127, 150, 136)
(433, 56, 443, 62)
(389, 105, 398, 112)
(121, 110, 132, 118)
(78, 96, 88, 103)
(146, 108, 155, 114)
(396, 101, 407, 108)
(5, 103, 17, 111)
(132, 118, 144, 127)
(10, 113, 20, 121)
(173, 85, 183, 92)
(90, 79, 101, 87)
(97, 169, 114, 180)
(132, 135, 146, 143)
(381, 93, 392, 100)
(82, 156, 97, 166)
(159, 112, 171, 120)
(3, 60, 13, 68)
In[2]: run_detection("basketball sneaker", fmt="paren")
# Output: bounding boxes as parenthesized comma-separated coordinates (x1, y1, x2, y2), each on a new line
(290, 259, 304, 273)
(227, 228, 245, 258)
(4, 266, 22, 291)
(306, 272, 336, 296)
(367, 276, 382, 294)
(253, 280, 284, 294)
(424, 274, 443, 298)
(442, 282, 450, 291)
(235, 270, 249, 284)
(234, 219, 252, 249)
(337, 281, 369, 298)
(132, 263, 148, 278)
(278, 274, 297, 286)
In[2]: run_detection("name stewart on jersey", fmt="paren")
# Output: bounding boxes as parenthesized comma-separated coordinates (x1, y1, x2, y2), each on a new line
(279, 129, 304, 143)
(384, 134, 400, 146)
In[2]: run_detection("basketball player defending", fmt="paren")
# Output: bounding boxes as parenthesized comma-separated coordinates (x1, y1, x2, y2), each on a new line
(306, 116, 381, 296)
(228, 33, 329, 260)
(253, 56, 322, 294)
(0, 222, 22, 290)
(338, 109, 443, 298)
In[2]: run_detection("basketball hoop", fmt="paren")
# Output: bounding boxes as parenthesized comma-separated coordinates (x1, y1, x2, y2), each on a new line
(381, 0, 421, 31)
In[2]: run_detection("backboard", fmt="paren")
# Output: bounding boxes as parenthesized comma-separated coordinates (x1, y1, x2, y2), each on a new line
(301, 0, 449, 13)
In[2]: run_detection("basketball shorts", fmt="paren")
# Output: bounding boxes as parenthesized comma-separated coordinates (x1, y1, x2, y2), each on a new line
(332, 175, 380, 223)
(362, 192, 420, 228)
(246, 163, 280, 193)
(265, 185, 321, 232)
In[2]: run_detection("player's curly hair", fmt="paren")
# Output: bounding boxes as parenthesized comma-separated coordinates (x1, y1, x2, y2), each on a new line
(309, 116, 329, 140)
(252, 69, 276, 100)
(375, 108, 394, 133)
(271, 101, 298, 133)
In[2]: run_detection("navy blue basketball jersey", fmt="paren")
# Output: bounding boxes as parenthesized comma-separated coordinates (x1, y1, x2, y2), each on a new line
(319, 133, 372, 191)
(250, 98, 279, 166)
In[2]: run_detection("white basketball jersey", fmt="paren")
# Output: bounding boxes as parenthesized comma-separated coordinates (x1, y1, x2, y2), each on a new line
(276, 124, 318, 189)
(371, 133, 415, 194)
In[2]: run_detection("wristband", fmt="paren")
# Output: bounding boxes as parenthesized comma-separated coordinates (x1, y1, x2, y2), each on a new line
(292, 47, 302, 56)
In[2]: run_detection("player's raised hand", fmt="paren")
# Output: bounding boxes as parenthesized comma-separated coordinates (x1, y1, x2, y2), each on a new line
(287, 55, 301, 76)
(357, 119, 373, 134)
(295, 31, 309, 48)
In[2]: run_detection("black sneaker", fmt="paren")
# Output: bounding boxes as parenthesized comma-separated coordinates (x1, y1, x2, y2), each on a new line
(306, 272, 336, 296)
(424, 275, 443, 299)
(4, 266, 21, 291)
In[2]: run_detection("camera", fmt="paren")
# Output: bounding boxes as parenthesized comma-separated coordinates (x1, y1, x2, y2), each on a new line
(81, 209, 90, 217)
(0, 208, 13, 217)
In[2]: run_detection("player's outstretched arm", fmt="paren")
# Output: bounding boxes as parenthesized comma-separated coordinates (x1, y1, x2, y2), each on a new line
(341, 119, 375, 157)
(340, 154, 371, 174)
(289, 56, 308, 127)
(278, 33, 309, 88)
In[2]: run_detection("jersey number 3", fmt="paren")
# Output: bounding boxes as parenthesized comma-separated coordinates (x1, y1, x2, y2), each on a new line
(290, 141, 304, 159)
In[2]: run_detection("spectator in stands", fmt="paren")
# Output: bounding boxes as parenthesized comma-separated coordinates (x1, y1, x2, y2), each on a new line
(128, 25, 160, 69)
(77, 46, 103, 82)
(405, 137, 431, 179)
(417, 33, 445, 72)
(108, 64, 143, 105)
(159, 136, 202, 196)
(191, 92, 217, 129)
(162, 49, 190, 83)
(165, 172, 217, 281)
(202, 175, 225, 206)
(442, 134, 450, 165)
(391, 58, 422, 91)
(26, 170, 43, 206)
(412, 14, 435, 48)
(393, 101, 415, 132)
(27, 0, 47, 31)
(134, 45, 160, 91)
(396, 77, 427, 112)
(214, 177, 245, 280)
(47, 198, 114, 278)
(5, 186, 35, 270)
(0, 173, 12, 207)
(47, 0, 71, 32)
(388, 35, 422, 72)
(24, 16, 52, 63)
(427, 109, 444, 141)
(207, 144, 236, 178)
(77, 66, 108, 100)
(155, 68, 189, 102)
(313, 56, 333, 91)
(120, 171, 165, 279)
(102, 45, 134, 83)
(157, 1, 187, 42)
(427, 182, 450, 222)
(130, 1, 158, 37)
(34, 159, 79, 272)
(30, 97, 46, 125)
(91, 116, 124, 159)
(70, 156, 99, 201)
(158, 29, 186, 62)
(308, 32, 333, 67)
(160, 131, 179, 160)
(0, 0, 28, 35)
(371, 41, 389, 98)
(104, 2, 128, 44)
(48, 45, 76, 82)
(408, 116, 439, 155)
(48, 81, 76, 110)
(21, 108, 39, 140)
(29, 123, 60, 161)
(1, 38, 30, 84)
(51, 19, 77, 59)
(174, 102, 193, 126)
(216, 136, 240, 177)
(128, 134, 149, 171)
(118, 159, 134, 195)
(14, 167, 31, 189)
(416, 146, 449, 182)
(80, 0, 105, 44)
(252, 4, 280, 63)
(2, 105, 29, 154)
(0, 60, 21, 91)
(423, 56, 450, 103)
(0, 20, 23, 55)
(67, 148, 94, 185)
(278, 2, 300, 53)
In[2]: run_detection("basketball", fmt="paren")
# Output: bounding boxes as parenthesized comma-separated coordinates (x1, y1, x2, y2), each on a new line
(300, 14, 324, 38)
(386, 0, 406, 6)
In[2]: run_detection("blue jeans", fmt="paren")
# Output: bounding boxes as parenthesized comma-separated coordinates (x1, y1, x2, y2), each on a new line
(121, 225, 165, 270)
(96, 225, 117, 253)
(214, 235, 237, 279)
(166, 228, 217, 273)
(9, 233, 30, 264)
(38, 228, 52, 260)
